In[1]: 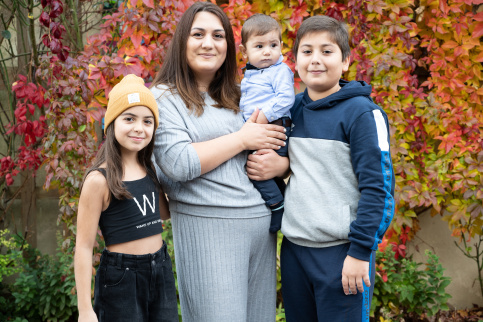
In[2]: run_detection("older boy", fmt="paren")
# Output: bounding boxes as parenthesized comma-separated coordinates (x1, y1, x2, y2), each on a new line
(239, 14, 295, 233)
(280, 16, 395, 321)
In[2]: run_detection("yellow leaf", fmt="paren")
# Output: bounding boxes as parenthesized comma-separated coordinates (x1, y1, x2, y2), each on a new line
(450, 199, 462, 206)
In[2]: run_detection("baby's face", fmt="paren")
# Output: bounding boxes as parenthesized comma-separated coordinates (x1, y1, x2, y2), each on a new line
(240, 30, 282, 69)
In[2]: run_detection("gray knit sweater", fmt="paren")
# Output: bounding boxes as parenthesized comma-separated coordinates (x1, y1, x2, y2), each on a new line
(151, 85, 269, 218)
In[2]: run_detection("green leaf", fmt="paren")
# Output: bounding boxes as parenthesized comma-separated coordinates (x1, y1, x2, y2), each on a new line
(79, 124, 87, 132)
(2, 30, 11, 39)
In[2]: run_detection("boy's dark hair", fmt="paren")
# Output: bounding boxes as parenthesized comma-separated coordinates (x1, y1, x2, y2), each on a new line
(241, 14, 281, 46)
(293, 16, 351, 61)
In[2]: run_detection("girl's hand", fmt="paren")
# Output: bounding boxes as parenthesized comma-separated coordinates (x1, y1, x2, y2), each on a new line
(238, 108, 287, 151)
(247, 149, 290, 181)
(78, 309, 98, 322)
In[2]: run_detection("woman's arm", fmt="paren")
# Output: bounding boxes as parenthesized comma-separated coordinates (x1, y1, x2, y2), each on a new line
(159, 189, 170, 220)
(154, 95, 287, 181)
(75, 172, 107, 322)
(246, 149, 290, 181)
(193, 109, 287, 175)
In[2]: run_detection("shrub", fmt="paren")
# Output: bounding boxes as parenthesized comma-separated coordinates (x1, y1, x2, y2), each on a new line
(0, 229, 25, 283)
(0, 233, 78, 322)
(0, 229, 27, 321)
(372, 248, 452, 320)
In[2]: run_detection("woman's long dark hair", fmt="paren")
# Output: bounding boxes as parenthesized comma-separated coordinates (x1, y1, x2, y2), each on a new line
(151, 1, 241, 116)
(81, 123, 160, 200)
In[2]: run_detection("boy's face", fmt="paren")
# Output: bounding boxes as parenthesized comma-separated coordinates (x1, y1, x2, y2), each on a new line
(239, 30, 282, 69)
(295, 31, 350, 101)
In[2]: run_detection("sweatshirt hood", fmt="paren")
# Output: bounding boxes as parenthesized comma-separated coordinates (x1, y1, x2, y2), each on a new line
(302, 79, 373, 110)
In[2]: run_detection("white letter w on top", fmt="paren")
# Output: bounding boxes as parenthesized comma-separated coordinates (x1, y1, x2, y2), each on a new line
(133, 192, 156, 216)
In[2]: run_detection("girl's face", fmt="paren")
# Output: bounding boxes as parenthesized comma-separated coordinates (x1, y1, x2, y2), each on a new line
(186, 11, 227, 88)
(114, 105, 155, 156)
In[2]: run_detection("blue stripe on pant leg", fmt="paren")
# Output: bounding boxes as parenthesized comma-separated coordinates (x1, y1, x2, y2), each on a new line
(361, 251, 375, 322)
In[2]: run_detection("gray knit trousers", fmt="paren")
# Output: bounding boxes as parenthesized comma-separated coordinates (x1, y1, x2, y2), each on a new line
(171, 212, 277, 322)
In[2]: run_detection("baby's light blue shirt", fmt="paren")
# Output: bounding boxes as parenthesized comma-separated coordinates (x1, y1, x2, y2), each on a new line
(240, 55, 295, 122)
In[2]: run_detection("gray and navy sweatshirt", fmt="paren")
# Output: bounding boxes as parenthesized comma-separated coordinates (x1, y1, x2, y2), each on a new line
(281, 79, 395, 261)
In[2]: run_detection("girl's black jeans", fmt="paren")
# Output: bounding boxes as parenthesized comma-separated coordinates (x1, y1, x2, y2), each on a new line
(93, 242, 179, 322)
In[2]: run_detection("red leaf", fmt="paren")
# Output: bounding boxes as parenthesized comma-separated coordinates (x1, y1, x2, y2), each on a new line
(473, 11, 483, 22)
(142, 0, 154, 8)
(439, 0, 449, 15)
(27, 104, 35, 115)
(50, 38, 62, 54)
(6, 173, 13, 186)
(39, 11, 50, 27)
(473, 22, 483, 38)
(382, 273, 388, 282)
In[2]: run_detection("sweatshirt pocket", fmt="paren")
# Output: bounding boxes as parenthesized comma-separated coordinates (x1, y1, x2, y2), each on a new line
(339, 205, 351, 239)
(301, 205, 352, 242)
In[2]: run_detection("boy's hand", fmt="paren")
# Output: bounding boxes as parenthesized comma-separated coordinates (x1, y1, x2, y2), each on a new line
(341, 255, 370, 295)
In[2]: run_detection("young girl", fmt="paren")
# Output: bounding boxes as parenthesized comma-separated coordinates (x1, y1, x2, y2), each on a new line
(75, 74, 179, 322)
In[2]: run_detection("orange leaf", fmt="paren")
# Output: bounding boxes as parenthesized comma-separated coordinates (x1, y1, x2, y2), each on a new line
(454, 46, 464, 57)
(441, 40, 458, 49)
(131, 32, 142, 48)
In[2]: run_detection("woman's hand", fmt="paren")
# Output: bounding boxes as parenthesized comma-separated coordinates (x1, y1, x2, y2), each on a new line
(237, 108, 287, 151)
(247, 149, 290, 181)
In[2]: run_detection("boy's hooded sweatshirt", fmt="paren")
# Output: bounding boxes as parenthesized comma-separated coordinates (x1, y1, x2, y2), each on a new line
(282, 79, 395, 261)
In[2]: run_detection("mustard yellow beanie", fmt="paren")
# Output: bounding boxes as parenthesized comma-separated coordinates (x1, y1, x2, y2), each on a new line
(104, 74, 159, 133)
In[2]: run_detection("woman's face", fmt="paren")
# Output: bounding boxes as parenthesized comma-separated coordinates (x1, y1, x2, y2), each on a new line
(186, 11, 227, 88)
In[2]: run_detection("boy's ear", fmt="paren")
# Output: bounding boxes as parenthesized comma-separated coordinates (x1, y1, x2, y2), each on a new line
(342, 55, 350, 73)
(239, 44, 248, 60)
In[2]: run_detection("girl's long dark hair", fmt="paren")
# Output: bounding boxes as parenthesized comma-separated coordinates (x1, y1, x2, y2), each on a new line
(150, 1, 241, 116)
(81, 123, 160, 200)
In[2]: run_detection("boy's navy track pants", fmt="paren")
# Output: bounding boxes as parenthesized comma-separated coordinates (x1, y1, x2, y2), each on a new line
(281, 237, 376, 322)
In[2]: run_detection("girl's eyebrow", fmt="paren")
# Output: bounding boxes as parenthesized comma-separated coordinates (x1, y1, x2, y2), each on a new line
(120, 112, 154, 118)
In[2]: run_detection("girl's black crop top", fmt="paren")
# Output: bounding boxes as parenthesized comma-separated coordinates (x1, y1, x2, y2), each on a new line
(95, 168, 163, 246)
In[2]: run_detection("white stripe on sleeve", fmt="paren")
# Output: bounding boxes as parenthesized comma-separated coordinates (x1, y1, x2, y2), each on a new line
(372, 110, 389, 152)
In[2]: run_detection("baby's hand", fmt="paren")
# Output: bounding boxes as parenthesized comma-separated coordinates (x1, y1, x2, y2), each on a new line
(341, 255, 370, 295)
(255, 110, 269, 124)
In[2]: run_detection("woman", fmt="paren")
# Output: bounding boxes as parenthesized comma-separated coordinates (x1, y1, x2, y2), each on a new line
(150, 2, 288, 321)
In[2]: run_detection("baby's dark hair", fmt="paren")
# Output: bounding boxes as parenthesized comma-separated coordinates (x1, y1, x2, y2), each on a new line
(293, 16, 351, 61)
(241, 14, 281, 46)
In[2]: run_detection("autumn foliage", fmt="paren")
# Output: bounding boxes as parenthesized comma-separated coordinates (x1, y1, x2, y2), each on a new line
(2, 0, 482, 297)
